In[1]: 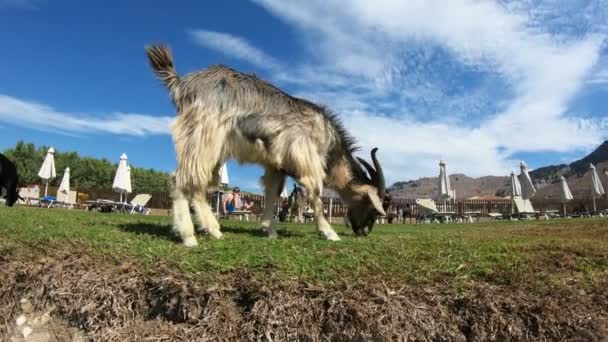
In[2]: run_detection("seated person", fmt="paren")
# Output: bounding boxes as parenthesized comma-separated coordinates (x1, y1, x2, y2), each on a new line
(223, 187, 253, 213)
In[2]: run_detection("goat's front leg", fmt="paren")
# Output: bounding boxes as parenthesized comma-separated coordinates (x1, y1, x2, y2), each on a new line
(260, 168, 285, 238)
(299, 178, 340, 241)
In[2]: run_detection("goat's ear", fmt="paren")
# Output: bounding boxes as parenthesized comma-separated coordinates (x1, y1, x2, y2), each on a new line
(367, 189, 386, 216)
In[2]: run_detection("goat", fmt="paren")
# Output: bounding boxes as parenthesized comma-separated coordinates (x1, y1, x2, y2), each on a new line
(146, 44, 387, 246)
(0, 153, 21, 207)
(279, 184, 306, 223)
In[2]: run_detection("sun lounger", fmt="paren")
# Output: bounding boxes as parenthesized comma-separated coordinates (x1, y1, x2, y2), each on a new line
(18, 187, 40, 206)
(56, 190, 78, 209)
(124, 194, 152, 215)
(512, 196, 538, 219)
(415, 199, 456, 223)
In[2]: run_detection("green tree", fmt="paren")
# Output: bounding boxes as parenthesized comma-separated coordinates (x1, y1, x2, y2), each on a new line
(3, 140, 171, 193)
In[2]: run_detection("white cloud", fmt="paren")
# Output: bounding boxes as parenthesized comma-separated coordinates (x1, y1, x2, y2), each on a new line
(588, 68, 608, 84)
(188, 29, 280, 70)
(344, 110, 511, 182)
(241, 0, 608, 184)
(0, 95, 172, 136)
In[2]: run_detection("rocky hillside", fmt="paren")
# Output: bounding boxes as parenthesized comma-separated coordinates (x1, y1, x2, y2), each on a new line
(388, 141, 608, 200)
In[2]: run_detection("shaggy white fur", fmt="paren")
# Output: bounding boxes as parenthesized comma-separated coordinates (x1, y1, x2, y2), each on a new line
(146, 45, 387, 246)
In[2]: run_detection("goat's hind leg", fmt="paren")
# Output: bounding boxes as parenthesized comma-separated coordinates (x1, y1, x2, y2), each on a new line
(260, 168, 285, 238)
(191, 187, 223, 239)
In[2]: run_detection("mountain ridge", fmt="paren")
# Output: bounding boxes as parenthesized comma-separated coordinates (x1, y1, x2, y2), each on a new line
(387, 141, 608, 200)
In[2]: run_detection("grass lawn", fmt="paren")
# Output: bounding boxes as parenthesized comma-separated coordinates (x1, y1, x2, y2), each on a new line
(1, 206, 607, 292)
(2, 206, 608, 340)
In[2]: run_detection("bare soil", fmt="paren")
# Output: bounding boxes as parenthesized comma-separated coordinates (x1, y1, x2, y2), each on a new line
(1, 253, 606, 341)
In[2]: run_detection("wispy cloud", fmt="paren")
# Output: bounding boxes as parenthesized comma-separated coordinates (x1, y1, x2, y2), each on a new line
(188, 29, 280, 70)
(0, 95, 172, 136)
(0, 0, 38, 9)
(588, 68, 608, 84)
(238, 0, 608, 182)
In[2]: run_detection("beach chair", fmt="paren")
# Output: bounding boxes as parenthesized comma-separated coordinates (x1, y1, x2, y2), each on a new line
(512, 196, 538, 220)
(56, 190, 78, 209)
(124, 194, 152, 215)
(18, 187, 40, 206)
(415, 199, 455, 223)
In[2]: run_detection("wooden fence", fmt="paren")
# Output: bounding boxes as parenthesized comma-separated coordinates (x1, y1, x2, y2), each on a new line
(73, 188, 608, 217)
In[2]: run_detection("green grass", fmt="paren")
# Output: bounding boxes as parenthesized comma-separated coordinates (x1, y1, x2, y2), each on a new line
(1, 206, 607, 292)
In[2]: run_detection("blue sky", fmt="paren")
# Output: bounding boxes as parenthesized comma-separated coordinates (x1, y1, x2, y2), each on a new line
(1, 0, 607, 193)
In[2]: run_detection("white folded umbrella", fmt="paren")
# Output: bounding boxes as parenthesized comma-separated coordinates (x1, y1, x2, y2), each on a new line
(590, 163, 605, 213)
(38, 147, 56, 197)
(58, 167, 70, 194)
(510, 171, 522, 215)
(510, 171, 522, 197)
(560, 176, 573, 216)
(437, 160, 452, 212)
(112, 153, 132, 203)
(219, 163, 229, 185)
(519, 161, 536, 200)
(216, 163, 230, 215)
(438, 160, 452, 199)
(280, 184, 288, 199)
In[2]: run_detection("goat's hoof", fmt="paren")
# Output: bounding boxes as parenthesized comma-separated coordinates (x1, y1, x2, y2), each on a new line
(208, 231, 223, 239)
(322, 232, 341, 241)
(182, 236, 199, 247)
(261, 227, 278, 239)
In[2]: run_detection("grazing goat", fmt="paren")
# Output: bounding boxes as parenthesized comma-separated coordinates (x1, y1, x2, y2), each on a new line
(146, 44, 387, 246)
(0, 153, 20, 207)
(279, 184, 306, 223)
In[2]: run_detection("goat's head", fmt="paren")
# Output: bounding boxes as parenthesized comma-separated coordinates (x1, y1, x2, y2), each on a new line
(345, 147, 386, 236)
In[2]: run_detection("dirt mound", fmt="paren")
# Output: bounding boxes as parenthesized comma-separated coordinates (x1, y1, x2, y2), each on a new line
(1, 254, 606, 341)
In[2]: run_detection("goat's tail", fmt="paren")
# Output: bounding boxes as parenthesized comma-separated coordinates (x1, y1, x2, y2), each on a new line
(145, 44, 180, 95)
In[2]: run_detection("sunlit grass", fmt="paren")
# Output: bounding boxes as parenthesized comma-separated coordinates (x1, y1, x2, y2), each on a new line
(1, 206, 606, 291)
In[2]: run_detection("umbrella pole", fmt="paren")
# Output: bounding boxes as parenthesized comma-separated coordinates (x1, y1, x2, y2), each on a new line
(593, 197, 597, 214)
(563, 202, 566, 217)
(216, 191, 221, 217)
(329, 197, 333, 223)
(44, 181, 49, 197)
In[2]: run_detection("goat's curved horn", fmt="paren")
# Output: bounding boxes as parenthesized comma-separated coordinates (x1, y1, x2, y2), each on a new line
(356, 157, 376, 181)
(371, 148, 385, 197)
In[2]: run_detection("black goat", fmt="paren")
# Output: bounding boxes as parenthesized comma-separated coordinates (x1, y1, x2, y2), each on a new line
(0, 153, 21, 207)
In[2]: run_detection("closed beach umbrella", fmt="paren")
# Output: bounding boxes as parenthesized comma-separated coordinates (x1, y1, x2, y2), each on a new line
(510, 171, 522, 197)
(216, 163, 229, 215)
(38, 147, 56, 197)
(560, 176, 573, 216)
(438, 160, 452, 212)
(438, 160, 452, 199)
(219, 163, 229, 185)
(590, 163, 605, 213)
(510, 171, 522, 215)
(519, 161, 536, 199)
(58, 167, 70, 195)
(112, 153, 132, 203)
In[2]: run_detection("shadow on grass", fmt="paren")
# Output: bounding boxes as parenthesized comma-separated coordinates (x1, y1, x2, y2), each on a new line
(118, 222, 178, 241)
(220, 224, 305, 238)
(118, 222, 304, 240)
